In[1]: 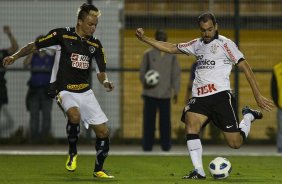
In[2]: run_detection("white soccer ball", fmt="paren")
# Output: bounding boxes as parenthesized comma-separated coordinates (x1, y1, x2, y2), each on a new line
(144, 70, 160, 86)
(208, 157, 232, 179)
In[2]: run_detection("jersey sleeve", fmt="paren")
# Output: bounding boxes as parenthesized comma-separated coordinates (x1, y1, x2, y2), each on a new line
(176, 39, 198, 56)
(35, 28, 61, 50)
(93, 39, 106, 73)
(223, 39, 244, 64)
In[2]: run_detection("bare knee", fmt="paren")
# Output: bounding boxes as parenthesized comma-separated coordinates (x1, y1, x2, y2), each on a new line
(92, 123, 109, 138)
(227, 141, 242, 149)
(224, 132, 244, 149)
(66, 107, 81, 124)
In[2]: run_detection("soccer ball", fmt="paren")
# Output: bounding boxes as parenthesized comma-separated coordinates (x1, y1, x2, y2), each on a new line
(208, 157, 232, 179)
(145, 70, 160, 86)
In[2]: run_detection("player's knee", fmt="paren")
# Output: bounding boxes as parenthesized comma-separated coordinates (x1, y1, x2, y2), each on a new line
(66, 108, 81, 123)
(67, 113, 80, 123)
(94, 125, 110, 138)
(227, 141, 242, 149)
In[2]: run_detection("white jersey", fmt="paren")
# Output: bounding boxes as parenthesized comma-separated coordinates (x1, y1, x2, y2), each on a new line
(177, 35, 244, 97)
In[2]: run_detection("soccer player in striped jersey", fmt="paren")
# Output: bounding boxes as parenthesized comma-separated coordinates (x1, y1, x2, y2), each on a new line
(135, 12, 274, 179)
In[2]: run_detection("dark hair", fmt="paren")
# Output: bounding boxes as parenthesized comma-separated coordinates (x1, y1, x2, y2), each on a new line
(77, 3, 100, 20)
(198, 12, 217, 25)
(155, 29, 167, 42)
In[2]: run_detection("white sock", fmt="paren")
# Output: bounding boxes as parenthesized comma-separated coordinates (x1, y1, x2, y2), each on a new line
(239, 114, 253, 138)
(187, 139, 205, 176)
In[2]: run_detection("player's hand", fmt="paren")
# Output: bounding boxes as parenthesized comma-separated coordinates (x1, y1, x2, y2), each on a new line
(135, 28, 145, 41)
(2, 56, 16, 66)
(255, 95, 275, 112)
(103, 81, 114, 92)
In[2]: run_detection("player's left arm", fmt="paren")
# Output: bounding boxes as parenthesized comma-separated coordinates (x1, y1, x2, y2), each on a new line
(94, 40, 114, 92)
(238, 59, 274, 112)
(97, 72, 114, 92)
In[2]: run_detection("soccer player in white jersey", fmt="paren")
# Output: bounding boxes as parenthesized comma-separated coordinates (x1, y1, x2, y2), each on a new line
(135, 12, 274, 179)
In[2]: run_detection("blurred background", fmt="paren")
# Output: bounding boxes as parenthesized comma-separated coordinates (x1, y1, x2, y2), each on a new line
(0, 0, 281, 145)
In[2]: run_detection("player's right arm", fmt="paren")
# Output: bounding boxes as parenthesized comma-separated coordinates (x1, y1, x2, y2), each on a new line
(135, 28, 181, 54)
(3, 29, 60, 66)
(2, 42, 36, 66)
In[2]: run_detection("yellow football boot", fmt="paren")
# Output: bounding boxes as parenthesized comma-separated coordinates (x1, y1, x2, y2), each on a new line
(65, 154, 77, 172)
(93, 170, 115, 179)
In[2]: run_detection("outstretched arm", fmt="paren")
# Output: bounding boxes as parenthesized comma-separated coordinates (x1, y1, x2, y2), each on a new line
(238, 60, 274, 112)
(3, 26, 19, 55)
(135, 28, 181, 54)
(2, 42, 37, 66)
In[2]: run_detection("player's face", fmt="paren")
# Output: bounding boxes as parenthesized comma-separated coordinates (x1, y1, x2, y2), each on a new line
(199, 19, 218, 43)
(79, 14, 98, 37)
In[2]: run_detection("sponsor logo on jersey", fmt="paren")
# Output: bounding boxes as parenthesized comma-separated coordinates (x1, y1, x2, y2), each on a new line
(86, 40, 99, 48)
(67, 83, 89, 90)
(223, 43, 236, 62)
(196, 55, 215, 69)
(63, 35, 77, 40)
(178, 40, 197, 48)
(89, 46, 95, 53)
(197, 84, 217, 95)
(70, 53, 90, 69)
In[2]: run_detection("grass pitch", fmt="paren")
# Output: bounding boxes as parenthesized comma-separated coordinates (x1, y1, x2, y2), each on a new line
(0, 155, 281, 184)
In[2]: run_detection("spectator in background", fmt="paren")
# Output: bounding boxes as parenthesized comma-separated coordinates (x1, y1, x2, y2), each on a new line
(271, 62, 282, 153)
(0, 26, 19, 112)
(23, 35, 55, 143)
(140, 29, 181, 151)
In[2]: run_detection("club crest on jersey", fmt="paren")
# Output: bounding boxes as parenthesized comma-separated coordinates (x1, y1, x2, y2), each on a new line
(70, 53, 90, 69)
(210, 44, 219, 54)
(89, 46, 95, 53)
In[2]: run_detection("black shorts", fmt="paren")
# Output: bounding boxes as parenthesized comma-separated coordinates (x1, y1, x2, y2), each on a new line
(181, 91, 240, 132)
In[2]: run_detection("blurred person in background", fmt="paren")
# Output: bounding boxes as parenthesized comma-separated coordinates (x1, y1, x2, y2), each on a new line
(0, 26, 18, 131)
(140, 29, 180, 151)
(271, 62, 282, 153)
(0, 26, 18, 113)
(23, 35, 55, 144)
(136, 12, 274, 179)
(2, 3, 115, 179)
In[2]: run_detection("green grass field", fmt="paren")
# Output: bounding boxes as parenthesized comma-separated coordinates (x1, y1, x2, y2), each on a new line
(0, 155, 281, 184)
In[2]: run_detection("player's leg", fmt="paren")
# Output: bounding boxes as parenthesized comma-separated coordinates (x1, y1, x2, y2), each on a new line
(65, 107, 80, 172)
(57, 91, 81, 172)
(182, 111, 208, 179)
(142, 96, 157, 151)
(91, 123, 114, 179)
(224, 106, 263, 148)
(79, 90, 114, 179)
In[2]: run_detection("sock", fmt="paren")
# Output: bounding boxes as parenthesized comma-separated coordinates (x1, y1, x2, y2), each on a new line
(239, 115, 252, 140)
(66, 121, 80, 155)
(186, 134, 205, 176)
(94, 137, 109, 172)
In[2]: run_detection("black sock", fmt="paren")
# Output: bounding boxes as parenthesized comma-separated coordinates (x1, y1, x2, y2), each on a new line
(94, 137, 109, 172)
(66, 121, 80, 155)
(240, 130, 246, 142)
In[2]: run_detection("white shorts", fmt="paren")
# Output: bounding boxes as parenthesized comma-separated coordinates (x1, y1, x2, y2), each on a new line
(58, 89, 108, 129)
